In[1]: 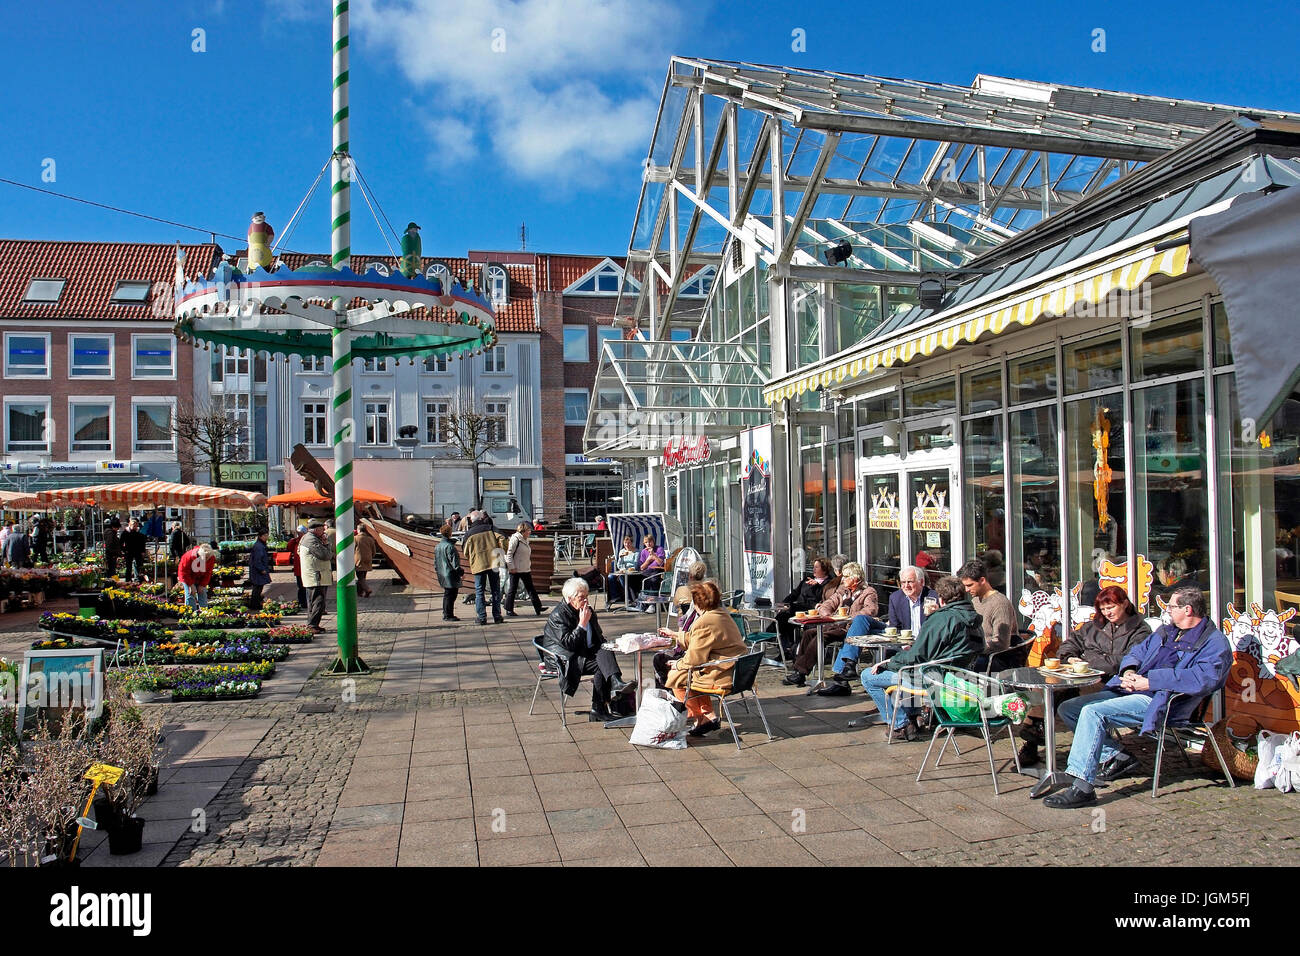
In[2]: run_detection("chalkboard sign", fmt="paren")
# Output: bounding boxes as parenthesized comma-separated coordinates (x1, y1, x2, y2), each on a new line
(17, 648, 105, 736)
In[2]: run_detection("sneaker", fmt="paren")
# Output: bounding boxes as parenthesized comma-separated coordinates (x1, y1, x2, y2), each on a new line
(782, 671, 807, 687)
(1095, 752, 1141, 782)
(1043, 785, 1097, 809)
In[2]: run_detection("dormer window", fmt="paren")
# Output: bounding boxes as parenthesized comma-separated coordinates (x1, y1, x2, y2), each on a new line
(678, 265, 716, 298)
(486, 265, 509, 309)
(23, 278, 66, 303)
(425, 263, 452, 289)
(563, 258, 639, 296)
(111, 280, 152, 303)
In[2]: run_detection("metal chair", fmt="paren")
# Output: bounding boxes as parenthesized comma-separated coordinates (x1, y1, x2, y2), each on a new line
(528, 635, 594, 728)
(720, 589, 745, 610)
(739, 605, 786, 668)
(1144, 690, 1237, 798)
(915, 664, 1022, 795)
(983, 634, 1036, 674)
(683, 650, 774, 751)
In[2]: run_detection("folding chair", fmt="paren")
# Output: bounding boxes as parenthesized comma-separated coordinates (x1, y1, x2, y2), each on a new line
(915, 664, 1022, 795)
(739, 605, 786, 668)
(1145, 690, 1236, 798)
(683, 650, 774, 751)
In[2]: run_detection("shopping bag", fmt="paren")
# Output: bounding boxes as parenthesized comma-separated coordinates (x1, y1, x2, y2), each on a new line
(1255, 730, 1286, 790)
(629, 688, 688, 750)
(1275, 732, 1300, 794)
(937, 673, 984, 723)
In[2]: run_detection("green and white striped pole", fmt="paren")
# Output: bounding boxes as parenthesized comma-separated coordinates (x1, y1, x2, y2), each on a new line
(328, 0, 366, 674)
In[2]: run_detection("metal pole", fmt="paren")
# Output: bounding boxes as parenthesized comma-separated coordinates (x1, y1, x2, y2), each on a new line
(327, 0, 366, 674)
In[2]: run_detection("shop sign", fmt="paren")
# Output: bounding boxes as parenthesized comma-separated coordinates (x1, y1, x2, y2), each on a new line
(96, 460, 131, 473)
(662, 435, 711, 471)
(218, 462, 268, 484)
(566, 453, 615, 465)
(739, 426, 773, 602)
(867, 489, 900, 531)
(482, 478, 512, 493)
(911, 484, 950, 532)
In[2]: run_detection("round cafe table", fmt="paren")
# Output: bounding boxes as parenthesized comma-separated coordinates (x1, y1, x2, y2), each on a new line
(996, 666, 1104, 798)
(795, 613, 850, 694)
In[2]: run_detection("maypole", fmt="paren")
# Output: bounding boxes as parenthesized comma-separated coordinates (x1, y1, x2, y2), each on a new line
(328, 0, 366, 674)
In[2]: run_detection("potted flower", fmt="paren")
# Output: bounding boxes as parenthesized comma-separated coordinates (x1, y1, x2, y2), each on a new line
(93, 698, 163, 855)
(122, 666, 170, 705)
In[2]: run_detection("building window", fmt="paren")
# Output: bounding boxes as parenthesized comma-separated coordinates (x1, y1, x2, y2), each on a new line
(5, 399, 51, 453)
(485, 401, 508, 444)
(361, 356, 389, 373)
(302, 355, 328, 373)
(132, 334, 175, 378)
(133, 401, 174, 452)
(486, 265, 509, 309)
(304, 402, 328, 446)
(22, 278, 65, 303)
(5, 333, 50, 378)
(221, 393, 251, 460)
(563, 326, 589, 363)
(364, 261, 391, 276)
(110, 280, 152, 304)
(425, 263, 452, 290)
(564, 389, 589, 425)
(69, 400, 112, 453)
(678, 265, 716, 298)
(364, 401, 391, 445)
(69, 333, 113, 379)
(424, 401, 450, 444)
(423, 354, 449, 373)
(595, 327, 621, 359)
(484, 346, 507, 373)
(223, 347, 250, 376)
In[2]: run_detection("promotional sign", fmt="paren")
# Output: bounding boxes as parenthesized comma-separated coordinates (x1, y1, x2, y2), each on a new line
(16, 648, 105, 736)
(740, 425, 773, 602)
(662, 435, 711, 472)
(911, 484, 951, 532)
(482, 478, 512, 494)
(217, 462, 268, 484)
(867, 489, 900, 530)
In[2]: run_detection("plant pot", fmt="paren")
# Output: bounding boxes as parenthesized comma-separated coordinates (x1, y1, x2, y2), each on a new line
(106, 816, 145, 855)
(93, 796, 120, 831)
(131, 691, 171, 704)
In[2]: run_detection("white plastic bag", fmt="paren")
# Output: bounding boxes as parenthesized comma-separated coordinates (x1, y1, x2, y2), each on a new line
(1275, 732, 1300, 794)
(1255, 730, 1284, 789)
(629, 688, 689, 750)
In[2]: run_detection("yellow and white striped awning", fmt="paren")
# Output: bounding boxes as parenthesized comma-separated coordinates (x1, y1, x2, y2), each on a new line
(764, 239, 1192, 404)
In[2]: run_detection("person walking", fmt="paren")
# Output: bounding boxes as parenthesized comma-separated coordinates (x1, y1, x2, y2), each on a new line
(434, 523, 463, 621)
(121, 518, 148, 582)
(504, 521, 546, 617)
(462, 511, 507, 625)
(3, 525, 31, 568)
(248, 528, 272, 610)
(355, 525, 377, 598)
(31, 516, 52, 564)
(298, 521, 332, 633)
(178, 543, 218, 610)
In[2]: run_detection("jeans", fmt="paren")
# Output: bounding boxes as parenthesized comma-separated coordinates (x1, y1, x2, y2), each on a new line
(862, 668, 913, 728)
(183, 584, 208, 610)
(832, 614, 885, 674)
(475, 571, 503, 622)
(1058, 689, 1152, 784)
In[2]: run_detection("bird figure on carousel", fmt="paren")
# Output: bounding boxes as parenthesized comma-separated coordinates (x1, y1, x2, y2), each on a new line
(399, 221, 422, 279)
(247, 211, 275, 273)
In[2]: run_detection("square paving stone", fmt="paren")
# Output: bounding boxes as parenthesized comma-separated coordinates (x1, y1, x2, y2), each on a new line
(868, 820, 958, 852)
(836, 799, 927, 828)
(476, 834, 561, 866)
(677, 792, 763, 821)
(331, 803, 405, 830)
(627, 820, 714, 851)
(764, 805, 858, 836)
(796, 830, 905, 864)
(473, 792, 545, 815)
(563, 855, 647, 867)
(614, 800, 692, 827)
(545, 806, 620, 833)
(399, 817, 477, 848)
(540, 790, 612, 812)
(554, 828, 639, 861)
(603, 781, 677, 805)
(323, 822, 402, 850)
(742, 787, 829, 813)
(719, 836, 821, 867)
(698, 814, 785, 844)
(476, 810, 552, 839)
(395, 840, 477, 867)
(640, 844, 736, 867)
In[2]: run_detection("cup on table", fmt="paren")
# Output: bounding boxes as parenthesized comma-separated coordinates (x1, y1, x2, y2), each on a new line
(884, 626, 899, 637)
(836, 607, 849, 618)
(1070, 659, 1091, 674)
(899, 629, 911, 642)
(1044, 657, 1061, 670)
(923, 597, 938, 615)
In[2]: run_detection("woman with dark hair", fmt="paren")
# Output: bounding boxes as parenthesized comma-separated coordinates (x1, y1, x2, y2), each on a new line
(1018, 584, 1150, 766)
(662, 581, 748, 737)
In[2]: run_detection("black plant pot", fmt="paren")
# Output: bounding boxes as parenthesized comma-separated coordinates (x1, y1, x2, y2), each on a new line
(107, 816, 145, 855)
(93, 796, 119, 830)
(145, 765, 160, 796)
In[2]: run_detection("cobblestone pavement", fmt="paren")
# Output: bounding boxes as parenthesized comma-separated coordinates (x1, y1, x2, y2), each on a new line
(10, 577, 1300, 866)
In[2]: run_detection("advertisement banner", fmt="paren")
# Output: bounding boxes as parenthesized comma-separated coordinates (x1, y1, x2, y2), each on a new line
(911, 484, 951, 532)
(867, 489, 900, 530)
(740, 425, 773, 602)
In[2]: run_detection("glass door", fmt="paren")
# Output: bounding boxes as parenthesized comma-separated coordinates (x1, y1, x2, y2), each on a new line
(909, 467, 953, 580)
(863, 471, 902, 594)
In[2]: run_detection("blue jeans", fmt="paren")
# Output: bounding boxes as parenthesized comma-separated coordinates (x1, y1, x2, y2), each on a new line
(475, 571, 502, 622)
(1058, 689, 1151, 784)
(832, 614, 885, 674)
(183, 583, 208, 610)
(862, 669, 915, 728)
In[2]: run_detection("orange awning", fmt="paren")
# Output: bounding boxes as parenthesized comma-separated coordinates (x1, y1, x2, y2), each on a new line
(266, 488, 397, 507)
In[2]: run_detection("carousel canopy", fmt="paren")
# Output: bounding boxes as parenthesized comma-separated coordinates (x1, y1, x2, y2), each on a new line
(266, 487, 396, 507)
(34, 480, 266, 511)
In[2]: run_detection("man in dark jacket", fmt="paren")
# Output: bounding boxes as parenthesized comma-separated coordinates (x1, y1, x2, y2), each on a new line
(121, 518, 148, 582)
(104, 519, 123, 578)
(1044, 585, 1231, 808)
(462, 511, 507, 625)
(3, 527, 32, 568)
(541, 578, 634, 722)
(248, 528, 273, 610)
(828, 564, 937, 689)
(860, 575, 983, 741)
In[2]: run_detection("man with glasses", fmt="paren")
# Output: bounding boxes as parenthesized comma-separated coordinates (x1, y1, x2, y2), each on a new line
(1043, 585, 1231, 808)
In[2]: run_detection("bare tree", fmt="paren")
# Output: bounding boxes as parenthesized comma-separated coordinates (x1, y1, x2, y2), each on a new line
(439, 400, 506, 510)
(172, 397, 246, 488)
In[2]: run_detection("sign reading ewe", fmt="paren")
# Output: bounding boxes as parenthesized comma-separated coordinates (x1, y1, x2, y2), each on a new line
(1223, 602, 1300, 734)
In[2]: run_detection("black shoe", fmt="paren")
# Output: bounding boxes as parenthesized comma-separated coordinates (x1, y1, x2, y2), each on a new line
(782, 671, 807, 687)
(505, 611, 519, 618)
(688, 719, 721, 738)
(535, 606, 547, 615)
(1095, 752, 1141, 782)
(493, 617, 505, 624)
(1016, 741, 1041, 767)
(816, 680, 851, 697)
(840, 665, 858, 682)
(1043, 785, 1097, 809)
(610, 678, 637, 697)
(589, 709, 615, 723)
(477, 619, 488, 626)
(886, 722, 916, 742)
(442, 616, 456, 622)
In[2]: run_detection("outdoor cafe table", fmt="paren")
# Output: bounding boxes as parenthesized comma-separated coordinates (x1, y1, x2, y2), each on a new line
(996, 665, 1104, 798)
(843, 633, 909, 728)
(600, 633, 674, 728)
(604, 569, 643, 613)
(795, 612, 852, 694)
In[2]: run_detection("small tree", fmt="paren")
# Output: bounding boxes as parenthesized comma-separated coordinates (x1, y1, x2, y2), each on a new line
(172, 397, 246, 488)
(440, 400, 506, 510)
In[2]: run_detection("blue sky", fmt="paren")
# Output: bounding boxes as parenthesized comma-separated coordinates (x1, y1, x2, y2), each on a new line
(1, 0, 1297, 258)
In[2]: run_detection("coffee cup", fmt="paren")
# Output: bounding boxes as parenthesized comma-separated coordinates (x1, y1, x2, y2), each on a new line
(899, 629, 911, 642)
(1071, 660, 1091, 674)
(836, 607, 848, 618)
(1044, 658, 1061, 670)
(884, 626, 899, 637)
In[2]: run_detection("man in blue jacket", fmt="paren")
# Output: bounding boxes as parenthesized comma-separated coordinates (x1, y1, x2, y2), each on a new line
(1043, 585, 1232, 808)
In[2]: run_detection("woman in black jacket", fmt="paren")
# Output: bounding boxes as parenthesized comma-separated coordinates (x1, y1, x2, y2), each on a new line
(775, 557, 833, 656)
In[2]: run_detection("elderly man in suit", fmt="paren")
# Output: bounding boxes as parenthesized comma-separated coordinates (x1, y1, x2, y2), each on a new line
(823, 565, 937, 692)
(542, 578, 635, 722)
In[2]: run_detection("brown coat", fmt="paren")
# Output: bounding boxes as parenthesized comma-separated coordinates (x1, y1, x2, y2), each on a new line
(815, 582, 879, 620)
(355, 533, 377, 571)
(665, 609, 748, 693)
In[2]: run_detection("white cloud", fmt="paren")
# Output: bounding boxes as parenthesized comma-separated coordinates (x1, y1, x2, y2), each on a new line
(353, 0, 681, 181)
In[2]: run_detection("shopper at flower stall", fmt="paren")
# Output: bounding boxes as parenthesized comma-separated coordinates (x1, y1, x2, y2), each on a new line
(121, 518, 148, 582)
(298, 521, 332, 633)
(104, 519, 123, 578)
(286, 524, 307, 609)
(168, 521, 191, 561)
(178, 542, 218, 610)
(248, 528, 273, 610)
(2, 525, 31, 568)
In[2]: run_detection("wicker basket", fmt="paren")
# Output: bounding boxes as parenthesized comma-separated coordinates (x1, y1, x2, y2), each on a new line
(1203, 717, 1259, 781)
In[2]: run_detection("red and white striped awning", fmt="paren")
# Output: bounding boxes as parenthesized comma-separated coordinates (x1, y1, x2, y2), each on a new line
(35, 480, 266, 511)
(0, 489, 43, 509)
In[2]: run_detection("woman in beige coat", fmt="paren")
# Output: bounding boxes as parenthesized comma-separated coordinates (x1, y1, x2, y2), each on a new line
(663, 581, 748, 737)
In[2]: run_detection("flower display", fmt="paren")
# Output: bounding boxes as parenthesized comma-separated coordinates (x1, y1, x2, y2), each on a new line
(170, 677, 263, 701)
(265, 624, 315, 643)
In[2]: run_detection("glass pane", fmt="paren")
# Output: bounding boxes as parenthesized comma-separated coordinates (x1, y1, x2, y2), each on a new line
(7, 404, 48, 448)
(903, 378, 955, 418)
(910, 468, 952, 577)
(834, 283, 883, 352)
(838, 442, 857, 562)
(1009, 350, 1056, 405)
(1010, 406, 1060, 599)
(135, 405, 172, 448)
(72, 404, 111, 451)
(864, 472, 901, 593)
(964, 416, 1007, 590)
(1065, 394, 1127, 603)
(962, 366, 1002, 415)
(7, 335, 46, 371)
(799, 428, 826, 560)
(793, 282, 820, 366)
(1130, 311, 1203, 381)
(135, 337, 173, 374)
(1213, 301, 1232, 367)
(1133, 380, 1207, 612)
(1064, 333, 1122, 395)
(859, 391, 902, 458)
(70, 336, 111, 375)
(563, 327, 588, 362)
(907, 421, 954, 452)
